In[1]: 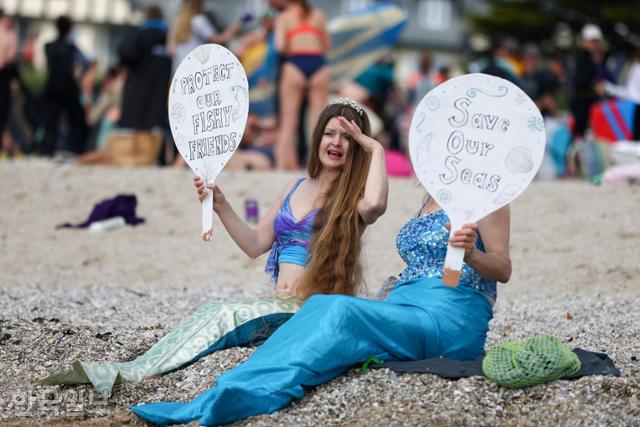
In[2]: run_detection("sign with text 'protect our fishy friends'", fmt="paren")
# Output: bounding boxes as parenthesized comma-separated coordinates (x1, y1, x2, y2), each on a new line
(409, 73, 545, 285)
(169, 44, 249, 241)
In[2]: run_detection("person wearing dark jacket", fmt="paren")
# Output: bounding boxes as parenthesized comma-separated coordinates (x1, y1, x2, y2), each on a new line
(41, 15, 89, 156)
(0, 9, 18, 148)
(570, 24, 605, 140)
(118, 5, 171, 131)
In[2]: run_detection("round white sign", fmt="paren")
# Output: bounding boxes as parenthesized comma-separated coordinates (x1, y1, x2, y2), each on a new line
(409, 73, 546, 283)
(168, 44, 249, 240)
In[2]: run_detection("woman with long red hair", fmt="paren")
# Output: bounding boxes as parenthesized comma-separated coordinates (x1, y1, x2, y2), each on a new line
(43, 100, 388, 397)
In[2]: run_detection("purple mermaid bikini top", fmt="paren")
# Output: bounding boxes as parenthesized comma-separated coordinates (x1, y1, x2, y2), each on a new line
(265, 178, 319, 283)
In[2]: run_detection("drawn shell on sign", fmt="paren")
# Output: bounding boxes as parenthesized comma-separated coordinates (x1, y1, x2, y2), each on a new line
(170, 102, 186, 125)
(192, 45, 211, 64)
(436, 189, 452, 204)
(230, 85, 248, 122)
(493, 184, 521, 205)
(424, 96, 440, 111)
(505, 146, 533, 174)
(414, 132, 433, 168)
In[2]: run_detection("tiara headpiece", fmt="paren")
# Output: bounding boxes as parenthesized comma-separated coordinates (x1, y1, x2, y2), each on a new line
(331, 97, 364, 116)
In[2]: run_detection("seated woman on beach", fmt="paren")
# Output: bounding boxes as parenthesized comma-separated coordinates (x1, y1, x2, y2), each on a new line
(42, 100, 388, 397)
(131, 194, 511, 425)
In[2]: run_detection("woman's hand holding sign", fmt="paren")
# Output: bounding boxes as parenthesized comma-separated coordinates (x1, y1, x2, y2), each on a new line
(447, 222, 479, 261)
(194, 176, 227, 210)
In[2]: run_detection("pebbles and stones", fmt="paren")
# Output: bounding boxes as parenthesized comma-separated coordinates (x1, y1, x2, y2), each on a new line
(1, 161, 638, 425)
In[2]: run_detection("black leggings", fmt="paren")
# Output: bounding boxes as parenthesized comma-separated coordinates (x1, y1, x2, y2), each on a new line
(0, 66, 16, 146)
(41, 91, 88, 155)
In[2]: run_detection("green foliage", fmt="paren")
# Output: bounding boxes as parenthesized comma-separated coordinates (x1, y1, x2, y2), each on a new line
(468, 0, 640, 51)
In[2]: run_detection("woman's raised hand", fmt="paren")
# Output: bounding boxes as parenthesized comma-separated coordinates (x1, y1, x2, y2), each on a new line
(336, 116, 382, 153)
(193, 176, 227, 211)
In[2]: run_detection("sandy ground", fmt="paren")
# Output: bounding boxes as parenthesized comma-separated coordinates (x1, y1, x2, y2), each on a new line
(0, 159, 639, 426)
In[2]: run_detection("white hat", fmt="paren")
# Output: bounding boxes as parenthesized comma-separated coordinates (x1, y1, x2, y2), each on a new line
(581, 24, 603, 41)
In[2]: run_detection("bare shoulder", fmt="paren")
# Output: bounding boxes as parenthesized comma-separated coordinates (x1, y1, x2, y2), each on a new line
(276, 178, 302, 201)
(276, 10, 294, 26)
(282, 178, 300, 194)
(311, 9, 327, 24)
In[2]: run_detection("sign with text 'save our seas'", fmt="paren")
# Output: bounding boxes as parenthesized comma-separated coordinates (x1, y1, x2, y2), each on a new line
(169, 44, 249, 241)
(409, 73, 545, 285)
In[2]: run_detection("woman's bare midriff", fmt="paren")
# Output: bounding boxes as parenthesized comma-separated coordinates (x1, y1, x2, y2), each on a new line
(274, 263, 307, 297)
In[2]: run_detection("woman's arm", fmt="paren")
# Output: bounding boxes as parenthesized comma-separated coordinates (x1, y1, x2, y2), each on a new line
(449, 206, 512, 283)
(316, 10, 331, 53)
(210, 21, 242, 45)
(337, 117, 388, 225)
(195, 177, 295, 258)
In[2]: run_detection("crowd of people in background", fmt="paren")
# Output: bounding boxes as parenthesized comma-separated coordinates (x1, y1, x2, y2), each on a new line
(1, 1, 640, 179)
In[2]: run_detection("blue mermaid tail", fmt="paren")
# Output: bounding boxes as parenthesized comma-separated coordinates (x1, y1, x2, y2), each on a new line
(132, 278, 493, 425)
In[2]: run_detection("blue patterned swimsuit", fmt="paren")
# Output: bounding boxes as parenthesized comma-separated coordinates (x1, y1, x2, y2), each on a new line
(396, 208, 497, 301)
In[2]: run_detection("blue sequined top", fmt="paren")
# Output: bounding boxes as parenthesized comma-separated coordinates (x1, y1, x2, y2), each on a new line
(396, 208, 497, 301)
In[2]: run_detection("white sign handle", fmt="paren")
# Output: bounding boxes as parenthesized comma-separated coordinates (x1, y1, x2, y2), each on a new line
(202, 179, 214, 242)
(443, 244, 465, 286)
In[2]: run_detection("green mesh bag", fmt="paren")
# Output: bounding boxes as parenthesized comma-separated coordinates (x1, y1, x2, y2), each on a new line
(482, 335, 581, 388)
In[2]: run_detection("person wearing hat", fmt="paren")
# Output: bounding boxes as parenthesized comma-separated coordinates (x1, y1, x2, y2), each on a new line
(569, 24, 606, 140)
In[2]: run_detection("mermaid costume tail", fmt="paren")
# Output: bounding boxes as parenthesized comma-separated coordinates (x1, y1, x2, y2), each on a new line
(132, 278, 493, 426)
(41, 295, 302, 397)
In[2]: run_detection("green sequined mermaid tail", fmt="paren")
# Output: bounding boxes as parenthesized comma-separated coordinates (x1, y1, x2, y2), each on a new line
(41, 295, 302, 397)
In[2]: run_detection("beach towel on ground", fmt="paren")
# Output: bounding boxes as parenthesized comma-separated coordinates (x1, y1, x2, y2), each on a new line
(41, 295, 302, 397)
(372, 346, 619, 383)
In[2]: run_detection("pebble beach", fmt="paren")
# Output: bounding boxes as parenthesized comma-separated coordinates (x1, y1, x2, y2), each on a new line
(0, 159, 639, 426)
